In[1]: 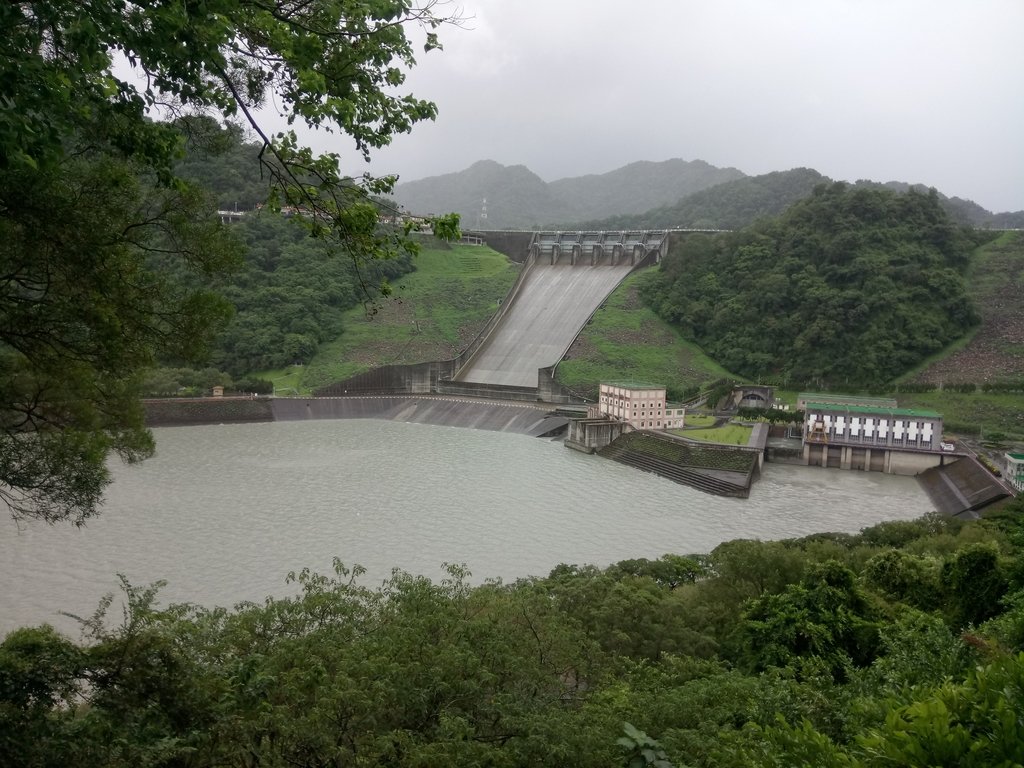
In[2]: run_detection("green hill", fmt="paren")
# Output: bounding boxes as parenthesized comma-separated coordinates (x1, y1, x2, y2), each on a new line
(262, 240, 519, 393)
(576, 168, 829, 230)
(554, 270, 735, 401)
(641, 183, 979, 389)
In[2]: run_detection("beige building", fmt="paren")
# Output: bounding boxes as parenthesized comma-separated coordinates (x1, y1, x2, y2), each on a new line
(597, 382, 685, 430)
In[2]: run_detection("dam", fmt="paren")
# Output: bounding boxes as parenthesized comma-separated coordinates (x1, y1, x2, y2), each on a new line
(316, 229, 669, 400)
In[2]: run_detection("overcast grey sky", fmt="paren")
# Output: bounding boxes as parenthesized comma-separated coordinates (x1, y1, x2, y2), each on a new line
(325, 0, 1024, 212)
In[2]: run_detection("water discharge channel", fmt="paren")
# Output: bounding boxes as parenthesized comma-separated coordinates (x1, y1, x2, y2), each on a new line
(1, 420, 932, 637)
(456, 261, 635, 387)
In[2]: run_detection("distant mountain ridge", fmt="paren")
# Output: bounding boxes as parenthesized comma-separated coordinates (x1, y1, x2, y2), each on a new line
(391, 159, 744, 229)
(579, 168, 829, 231)
(393, 159, 1024, 232)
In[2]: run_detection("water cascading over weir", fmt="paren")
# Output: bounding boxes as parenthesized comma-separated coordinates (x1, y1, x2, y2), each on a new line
(451, 230, 665, 393)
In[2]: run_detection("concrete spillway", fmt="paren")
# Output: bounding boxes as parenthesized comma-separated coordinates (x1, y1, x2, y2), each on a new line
(455, 261, 635, 387)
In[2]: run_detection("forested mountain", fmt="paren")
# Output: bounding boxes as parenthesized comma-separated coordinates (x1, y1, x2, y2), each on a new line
(853, 179, 1024, 228)
(390, 158, 744, 229)
(5, 505, 1024, 767)
(642, 183, 982, 388)
(172, 119, 271, 212)
(397, 158, 1024, 233)
(576, 168, 1024, 232)
(392, 160, 561, 228)
(579, 168, 829, 230)
(208, 215, 413, 375)
(546, 158, 745, 223)
(158, 126, 1022, 390)
(144, 121, 418, 386)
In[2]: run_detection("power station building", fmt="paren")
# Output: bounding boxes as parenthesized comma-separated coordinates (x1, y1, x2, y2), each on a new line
(1005, 453, 1024, 493)
(801, 397, 946, 474)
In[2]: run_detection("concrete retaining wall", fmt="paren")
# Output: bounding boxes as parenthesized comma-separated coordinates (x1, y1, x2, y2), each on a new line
(315, 360, 457, 396)
(888, 450, 945, 475)
(767, 446, 806, 465)
(436, 381, 539, 401)
(272, 396, 559, 434)
(144, 397, 274, 427)
(146, 395, 562, 435)
(803, 442, 946, 475)
(465, 231, 533, 262)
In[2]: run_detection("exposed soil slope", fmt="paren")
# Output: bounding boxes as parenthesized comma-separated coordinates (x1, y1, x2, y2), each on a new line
(914, 231, 1024, 383)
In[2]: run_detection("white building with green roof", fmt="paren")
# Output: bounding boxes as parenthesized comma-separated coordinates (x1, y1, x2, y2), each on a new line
(1005, 453, 1024, 493)
(801, 394, 946, 474)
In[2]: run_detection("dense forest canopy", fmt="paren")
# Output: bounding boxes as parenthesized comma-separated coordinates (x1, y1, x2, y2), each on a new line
(0, 0, 460, 523)
(642, 183, 982, 388)
(578, 168, 829, 231)
(149, 121, 418, 379)
(3, 503, 1023, 767)
(211, 215, 415, 375)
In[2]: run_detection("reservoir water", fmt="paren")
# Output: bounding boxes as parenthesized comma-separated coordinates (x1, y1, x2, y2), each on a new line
(1, 419, 932, 636)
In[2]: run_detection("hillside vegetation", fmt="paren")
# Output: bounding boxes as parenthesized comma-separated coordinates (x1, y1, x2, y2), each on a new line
(555, 271, 735, 400)
(578, 167, 1024, 232)
(579, 168, 828, 230)
(5, 506, 1024, 767)
(642, 183, 980, 389)
(156, 132, 1023, 412)
(270, 241, 519, 393)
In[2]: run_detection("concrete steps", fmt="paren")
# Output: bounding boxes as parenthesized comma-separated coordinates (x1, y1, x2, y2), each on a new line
(598, 431, 754, 497)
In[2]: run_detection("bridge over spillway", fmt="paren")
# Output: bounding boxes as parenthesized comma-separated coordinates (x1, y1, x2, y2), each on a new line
(453, 230, 666, 389)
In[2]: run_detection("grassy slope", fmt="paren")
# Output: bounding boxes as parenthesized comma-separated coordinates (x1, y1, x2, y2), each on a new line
(676, 424, 753, 445)
(893, 392, 1024, 438)
(554, 270, 737, 399)
(256, 241, 519, 394)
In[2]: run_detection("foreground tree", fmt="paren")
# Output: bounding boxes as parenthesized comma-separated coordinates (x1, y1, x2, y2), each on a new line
(1, 0, 461, 523)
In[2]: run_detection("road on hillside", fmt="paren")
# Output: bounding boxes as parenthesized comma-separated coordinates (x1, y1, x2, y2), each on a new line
(456, 261, 635, 387)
